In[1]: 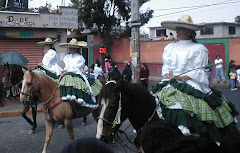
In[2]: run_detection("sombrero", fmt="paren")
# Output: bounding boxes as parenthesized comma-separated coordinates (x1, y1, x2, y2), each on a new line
(161, 15, 205, 31)
(37, 38, 57, 45)
(59, 38, 88, 48)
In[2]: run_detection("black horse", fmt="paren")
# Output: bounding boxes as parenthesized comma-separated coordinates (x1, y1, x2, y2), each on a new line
(95, 79, 159, 147)
(3, 63, 39, 134)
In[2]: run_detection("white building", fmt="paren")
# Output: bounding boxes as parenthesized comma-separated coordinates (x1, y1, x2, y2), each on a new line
(149, 22, 240, 40)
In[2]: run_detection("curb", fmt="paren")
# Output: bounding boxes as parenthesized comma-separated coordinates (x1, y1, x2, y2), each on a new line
(0, 108, 43, 118)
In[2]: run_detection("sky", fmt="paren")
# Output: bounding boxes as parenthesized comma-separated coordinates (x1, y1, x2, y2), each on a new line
(29, 0, 240, 33)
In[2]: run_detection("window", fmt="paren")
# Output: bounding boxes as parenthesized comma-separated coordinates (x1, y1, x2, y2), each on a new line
(156, 29, 166, 37)
(200, 25, 214, 35)
(229, 26, 236, 35)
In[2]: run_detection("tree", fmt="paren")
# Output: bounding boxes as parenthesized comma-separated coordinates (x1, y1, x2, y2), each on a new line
(71, 0, 153, 48)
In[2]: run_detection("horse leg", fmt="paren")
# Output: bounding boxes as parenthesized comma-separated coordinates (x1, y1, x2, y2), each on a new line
(42, 119, 55, 153)
(31, 106, 38, 133)
(64, 119, 74, 140)
(82, 116, 87, 126)
(21, 106, 35, 134)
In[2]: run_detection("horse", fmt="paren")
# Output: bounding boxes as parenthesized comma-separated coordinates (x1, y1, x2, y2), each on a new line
(20, 68, 98, 153)
(3, 63, 39, 134)
(95, 79, 159, 147)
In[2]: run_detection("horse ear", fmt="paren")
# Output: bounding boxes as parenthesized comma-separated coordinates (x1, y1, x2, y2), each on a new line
(6, 62, 9, 67)
(22, 67, 28, 73)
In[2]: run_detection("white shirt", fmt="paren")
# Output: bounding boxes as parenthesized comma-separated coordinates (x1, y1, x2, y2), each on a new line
(63, 53, 85, 74)
(162, 40, 210, 94)
(94, 66, 104, 79)
(42, 49, 63, 75)
(214, 58, 223, 69)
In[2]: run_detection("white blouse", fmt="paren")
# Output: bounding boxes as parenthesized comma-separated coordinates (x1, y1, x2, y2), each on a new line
(162, 40, 210, 94)
(63, 53, 85, 74)
(42, 49, 63, 75)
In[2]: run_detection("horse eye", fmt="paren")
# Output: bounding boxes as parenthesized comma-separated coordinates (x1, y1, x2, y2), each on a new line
(27, 83, 32, 86)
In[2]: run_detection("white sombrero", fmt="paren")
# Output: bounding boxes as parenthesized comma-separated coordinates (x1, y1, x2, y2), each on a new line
(37, 38, 57, 45)
(59, 38, 88, 48)
(161, 15, 205, 31)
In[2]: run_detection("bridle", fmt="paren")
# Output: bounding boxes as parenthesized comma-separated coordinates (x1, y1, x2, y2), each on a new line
(97, 81, 158, 152)
(20, 71, 59, 108)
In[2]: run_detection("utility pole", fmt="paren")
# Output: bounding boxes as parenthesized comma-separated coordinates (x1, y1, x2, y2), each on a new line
(131, 0, 140, 83)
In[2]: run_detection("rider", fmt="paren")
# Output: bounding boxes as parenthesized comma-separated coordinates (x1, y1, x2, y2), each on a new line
(36, 37, 62, 79)
(151, 15, 239, 142)
(58, 38, 102, 109)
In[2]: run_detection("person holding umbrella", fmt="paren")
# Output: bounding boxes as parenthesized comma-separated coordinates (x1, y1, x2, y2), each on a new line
(36, 38, 63, 78)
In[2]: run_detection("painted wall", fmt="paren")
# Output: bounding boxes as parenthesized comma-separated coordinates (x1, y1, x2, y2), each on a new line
(229, 38, 240, 66)
(106, 38, 240, 77)
(0, 7, 78, 29)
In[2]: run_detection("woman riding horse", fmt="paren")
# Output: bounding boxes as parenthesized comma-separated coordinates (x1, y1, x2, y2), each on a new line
(36, 37, 62, 78)
(58, 38, 102, 109)
(152, 15, 240, 142)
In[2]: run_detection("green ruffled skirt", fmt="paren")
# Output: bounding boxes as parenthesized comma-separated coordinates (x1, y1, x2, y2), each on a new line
(151, 79, 239, 141)
(58, 72, 102, 109)
(35, 65, 60, 80)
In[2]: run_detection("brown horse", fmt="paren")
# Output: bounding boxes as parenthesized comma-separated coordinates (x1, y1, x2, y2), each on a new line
(3, 63, 39, 134)
(20, 69, 96, 153)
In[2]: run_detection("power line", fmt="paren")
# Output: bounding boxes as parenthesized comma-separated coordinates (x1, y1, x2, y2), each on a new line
(153, 0, 240, 18)
(153, 0, 238, 11)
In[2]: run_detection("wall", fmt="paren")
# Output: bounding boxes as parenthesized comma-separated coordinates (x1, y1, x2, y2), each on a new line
(0, 7, 78, 29)
(108, 37, 240, 77)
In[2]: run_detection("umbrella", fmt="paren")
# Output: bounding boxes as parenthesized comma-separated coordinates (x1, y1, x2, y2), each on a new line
(0, 51, 29, 66)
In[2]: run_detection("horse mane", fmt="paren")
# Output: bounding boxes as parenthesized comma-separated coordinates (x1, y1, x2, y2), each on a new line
(33, 70, 55, 82)
(98, 81, 117, 104)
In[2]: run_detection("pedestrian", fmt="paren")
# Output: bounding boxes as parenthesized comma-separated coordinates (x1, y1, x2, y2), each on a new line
(36, 37, 63, 77)
(58, 38, 102, 109)
(236, 65, 240, 84)
(62, 137, 114, 153)
(160, 34, 165, 40)
(205, 60, 213, 88)
(104, 55, 111, 73)
(122, 60, 132, 82)
(107, 61, 121, 81)
(151, 15, 239, 142)
(94, 64, 106, 85)
(214, 55, 226, 83)
(229, 69, 237, 90)
(140, 63, 150, 90)
(168, 32, 175, 40)
(229, 60, 237, 88)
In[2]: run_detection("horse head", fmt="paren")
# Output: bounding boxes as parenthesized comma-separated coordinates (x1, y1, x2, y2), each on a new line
(20, 68, 39, 105)
(96, 79, 159, 145)
(96, 80, 126, 143)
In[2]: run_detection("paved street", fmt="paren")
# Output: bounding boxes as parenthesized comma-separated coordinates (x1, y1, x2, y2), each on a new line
(0, 82, 240, 153)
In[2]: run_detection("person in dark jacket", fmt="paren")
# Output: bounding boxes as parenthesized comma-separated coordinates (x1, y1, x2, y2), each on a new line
(140, 63, 150, 89)
(107, 61, 121, 81)
(122, 60, 132, 82)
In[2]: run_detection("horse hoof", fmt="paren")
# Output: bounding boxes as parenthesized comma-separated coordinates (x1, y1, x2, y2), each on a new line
(82, 122, 87, 126)
(58, 125, 64, 129)
(29, 130, 35, 134)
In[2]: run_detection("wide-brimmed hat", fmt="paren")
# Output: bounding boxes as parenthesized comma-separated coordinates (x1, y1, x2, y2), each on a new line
(59, 38, 87, 48)
(37, 38, 57, 45)
(161, 15, 205, 31)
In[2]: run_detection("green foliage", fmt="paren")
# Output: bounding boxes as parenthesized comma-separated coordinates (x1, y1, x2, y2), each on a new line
(71, 0, 153, 47)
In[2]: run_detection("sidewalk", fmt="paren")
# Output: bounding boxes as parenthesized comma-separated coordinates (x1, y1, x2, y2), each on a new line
(0, 76, 234, 118)
(0, 102, 43, 118)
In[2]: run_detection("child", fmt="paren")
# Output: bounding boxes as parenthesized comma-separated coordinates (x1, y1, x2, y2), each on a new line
(229, 69, 237, 90)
